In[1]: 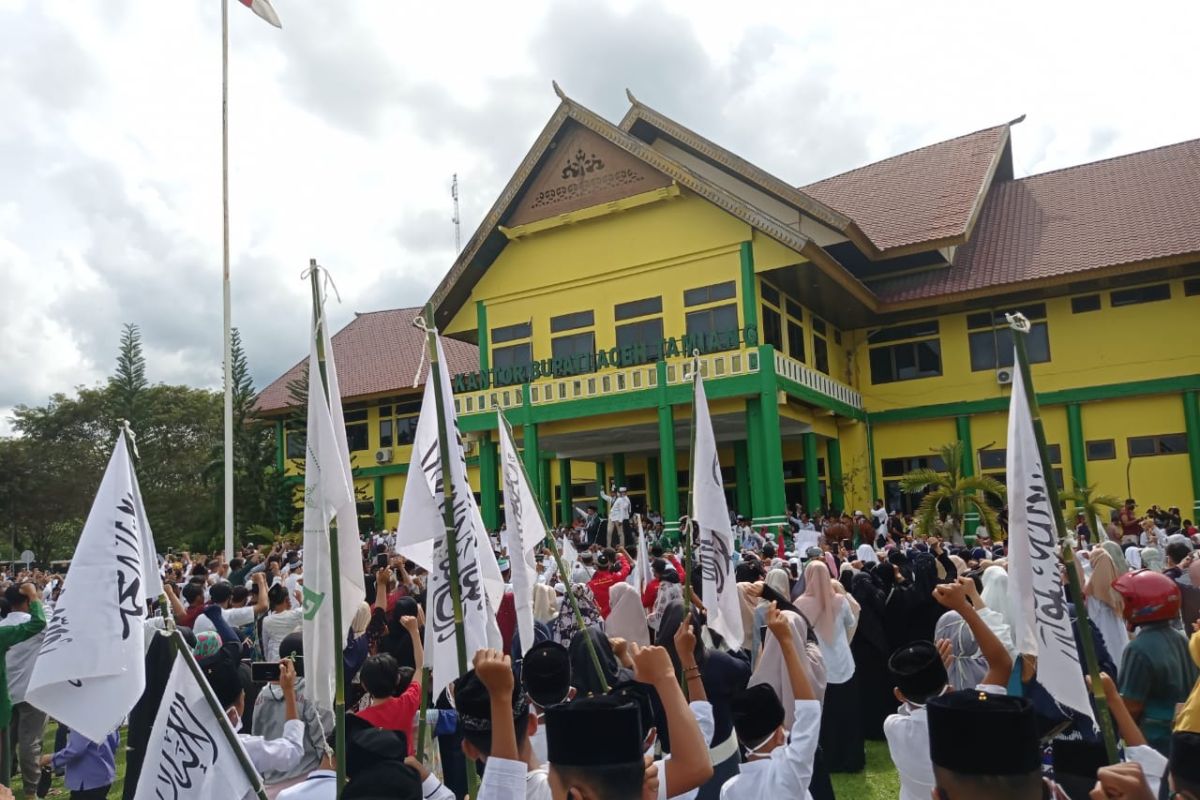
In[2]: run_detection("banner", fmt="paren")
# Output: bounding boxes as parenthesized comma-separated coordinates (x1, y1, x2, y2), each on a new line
(628, 517, 650, 593)
(1006, 358, 1095, 723)
(396, 332, 501, 697)
(691, 372, 744, 647)
(497, 415, 543, 657)
(301, 302, 366, 723)
(27, 432, 154, 741)
(132, 650, 257, 800)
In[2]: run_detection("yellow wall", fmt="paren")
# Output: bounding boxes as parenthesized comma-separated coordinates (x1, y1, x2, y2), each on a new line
(853, 279, 1200, 412)
(1078, 395, 1192, 512)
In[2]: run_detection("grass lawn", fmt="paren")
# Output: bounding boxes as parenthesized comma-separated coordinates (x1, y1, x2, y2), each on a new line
(830, 739, 901, 799)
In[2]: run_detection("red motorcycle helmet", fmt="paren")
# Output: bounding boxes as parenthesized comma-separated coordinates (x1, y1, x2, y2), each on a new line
(1111, 569, 1181, 626)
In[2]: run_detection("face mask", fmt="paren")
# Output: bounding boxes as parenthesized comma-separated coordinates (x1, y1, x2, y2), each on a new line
(742, 730, 779, 760)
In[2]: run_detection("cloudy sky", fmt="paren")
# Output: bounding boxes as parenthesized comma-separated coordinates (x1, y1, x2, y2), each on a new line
(3, 0, 1199, 433)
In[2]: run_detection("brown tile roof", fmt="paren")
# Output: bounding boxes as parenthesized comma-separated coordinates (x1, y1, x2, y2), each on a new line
(872, 138, 1200, 304)
(256, 307, 480, 414)
(802, 124, 1011, 253)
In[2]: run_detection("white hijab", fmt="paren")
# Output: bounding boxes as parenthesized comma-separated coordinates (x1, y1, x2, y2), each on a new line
(979, 565, 1015, 631)
(1125, 546, 1143, 570)
(605, 582, 651, 646)
(747, 609, 827, 729)
(857, 544, 878, 564)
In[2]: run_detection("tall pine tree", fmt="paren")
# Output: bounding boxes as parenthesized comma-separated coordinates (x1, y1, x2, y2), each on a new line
(110, 322, 148, 426)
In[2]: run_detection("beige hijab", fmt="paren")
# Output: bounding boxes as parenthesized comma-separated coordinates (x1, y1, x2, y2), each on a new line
(350, 601, 372, 636)
(748, 609, 827, 728)
(1085, 548, 1125, 615)
(605, 582, 651, 646)
(795, 560, 846, 643)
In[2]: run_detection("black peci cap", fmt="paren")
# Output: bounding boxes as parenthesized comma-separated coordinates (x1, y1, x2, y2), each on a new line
(545, 695, 644, 767)
(928, 691, 1040, 775)
(522, 640, 572, 708)
(608, 681, 656, 741)
(888, 641, 948, 703)
(453, 668, 528, 733)
(1171, 732, 1200, 786)
(730, 684, 785, 748)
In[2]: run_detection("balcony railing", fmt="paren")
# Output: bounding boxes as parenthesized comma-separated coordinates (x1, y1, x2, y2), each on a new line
(451, 347, 862, 416)
(774, 351, 863, 410)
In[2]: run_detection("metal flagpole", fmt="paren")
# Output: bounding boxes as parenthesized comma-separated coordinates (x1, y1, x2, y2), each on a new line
(678, 352, 700, 698)
(1009, 313, 1118, 764)
(221, 0, 235, 561)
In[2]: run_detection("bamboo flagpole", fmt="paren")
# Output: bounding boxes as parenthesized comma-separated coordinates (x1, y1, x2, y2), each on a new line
(498, 410, 610, 693)
(418, 304, 478, 796)
(308, 267, 350, 793)
(1008, 313, 1119, 764)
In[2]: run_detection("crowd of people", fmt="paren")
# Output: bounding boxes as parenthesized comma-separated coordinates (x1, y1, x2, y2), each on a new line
(2, 493, 1200, 799)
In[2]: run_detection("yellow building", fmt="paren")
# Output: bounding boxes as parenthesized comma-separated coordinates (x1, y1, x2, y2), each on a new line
(261, 87, 1200, 534)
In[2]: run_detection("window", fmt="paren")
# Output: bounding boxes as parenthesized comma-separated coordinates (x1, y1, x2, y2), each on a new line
(385, 498, 399, 514)
(978, 445, 1061, 470)
(378, 401, 421, 448)
(1128, 433, 1188, 457)
(760, 283, 780, 306)
(616, 318, 663, 364)
(869, 321, 942, 384)
(1086, 439, 1116, 461)
(1110, 284, 1171, 307)
(966, 306, 1050, 371)
(881, 455, 947, 477)
(683, 281, 736, 307)
(1072, 295, 1101, 313)
(551, 331, 595, 364)
(1185, 278, 1200, 297)
(761, 305, 783, 350)
(787, 318, 806, 363)
(615, 296, 662, 321)
(812, 317, 831, 374)
(344, 408, 369, 452)
(685, 305, 739, 352)
(493, 343, 533, 386)
(286, 428, 306, 459)
(966, 304, 1047, 330)
(492, 322, 532, 344)
(550, 310, 594, 333)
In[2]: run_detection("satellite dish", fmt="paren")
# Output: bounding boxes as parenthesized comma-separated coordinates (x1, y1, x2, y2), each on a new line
(19, 550, 34, 565)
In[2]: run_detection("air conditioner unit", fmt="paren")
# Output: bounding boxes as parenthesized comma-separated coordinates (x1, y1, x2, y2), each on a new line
(996, 367, 1014, 386)
(374, 447, 393, 464)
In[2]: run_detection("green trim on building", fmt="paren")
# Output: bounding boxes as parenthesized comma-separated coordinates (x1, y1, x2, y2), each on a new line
(869, 374, 1200, 423)
(657, 361, 680, 533)
(596, 460, 608, 515)
(733, 440, 752, 518)
(558, 458, 572, 527)
(1184, 390, 1200, 517)
(524, 422, 540, 509)
(275, 420, 286, 474)
(612, 453, 626, 493)
(802, 432, 820, 515)
(827, 437, 844, 514)
(1066, 403, 1087, 494)
(479, 434, 499, 531)
(745, 397, 766, 521)
(372, 476, 384, 530)
(539, 457, 553, 522)
(476, 300, 490, 374)
(739, 241, 758, 333)
(776, 376, 866, 421)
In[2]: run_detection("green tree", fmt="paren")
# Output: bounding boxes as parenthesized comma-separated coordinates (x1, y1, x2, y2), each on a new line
(899, 441, 1006, 540)
(110, 322, 148, 425)
(1062, 481, 1121, 538)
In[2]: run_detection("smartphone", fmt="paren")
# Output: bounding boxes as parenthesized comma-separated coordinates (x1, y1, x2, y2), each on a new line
(252, 661, 282, 682)
(375, 553, 389, 569)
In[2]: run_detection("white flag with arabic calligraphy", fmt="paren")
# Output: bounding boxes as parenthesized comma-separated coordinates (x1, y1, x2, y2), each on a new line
(498, 414, 543, 657)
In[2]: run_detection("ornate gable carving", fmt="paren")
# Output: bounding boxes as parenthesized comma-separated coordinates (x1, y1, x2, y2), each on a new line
(506, 122, 671, 226)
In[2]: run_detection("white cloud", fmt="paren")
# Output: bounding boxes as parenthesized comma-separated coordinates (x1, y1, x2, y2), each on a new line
(2, 0, 1199, 436)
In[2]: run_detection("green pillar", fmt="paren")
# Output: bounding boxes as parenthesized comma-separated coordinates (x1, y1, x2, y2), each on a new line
(802, 433, 820, 515)
(1184, 390, 1200, 519)
(757, 346, 787, 527)
(539, 457, 553, 523)
(1066, 403, 1087, 496)
(612, 453, 626, 491)
(479, 433, 499, 531)
(558, 458, 572, 527)
(372, 475, 384, 531)
(596, 460, 608, 514)
(739, 241, 758, 332)
(523, 423, 540, 507)
(745, 399, 767, 522)
(657, 361, 680, 534)
(647, 456, 661, 513)
(733, 440, 752, 520)
(476, 300, 490, 373)
(956, 414, 979, 540)
(827, 437, 844, 515)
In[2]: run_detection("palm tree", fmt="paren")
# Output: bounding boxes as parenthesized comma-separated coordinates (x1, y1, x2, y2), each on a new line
(1062, 481, 1121, 540)
(899, 441, 1006, 541)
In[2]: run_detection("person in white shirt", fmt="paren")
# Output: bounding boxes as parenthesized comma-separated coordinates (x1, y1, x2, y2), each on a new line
(599, 485, 631, 548)
(207, 657, 306, 778)
(884, 578, 1013, 800)
(723, 603, 821, 798)
(261, 583, 304, 662)
(193, 573, 268, 638)
(871, 500, 888, 541)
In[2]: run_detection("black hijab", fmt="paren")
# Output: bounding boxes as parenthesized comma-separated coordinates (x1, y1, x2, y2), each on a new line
(654, 600, 706, 674)
(380, 596, 421, 669)
(568, 626, 629, 697)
